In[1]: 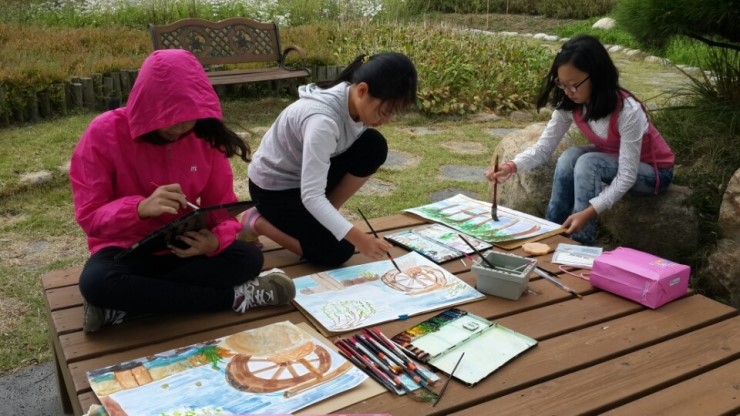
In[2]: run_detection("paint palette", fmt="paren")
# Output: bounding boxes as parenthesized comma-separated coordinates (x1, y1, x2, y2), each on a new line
(391, 309, 537, 385)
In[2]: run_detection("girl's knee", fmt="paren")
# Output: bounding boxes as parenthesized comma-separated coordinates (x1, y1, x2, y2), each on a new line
(572, 152, 604, 175)
(556, 147, 585, 169)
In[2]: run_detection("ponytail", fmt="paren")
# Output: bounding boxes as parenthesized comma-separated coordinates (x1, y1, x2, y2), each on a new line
(315, 54, 367, 89)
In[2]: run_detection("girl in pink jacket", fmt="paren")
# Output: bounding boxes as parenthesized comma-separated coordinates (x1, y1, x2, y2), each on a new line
(70, 49, 295, 332)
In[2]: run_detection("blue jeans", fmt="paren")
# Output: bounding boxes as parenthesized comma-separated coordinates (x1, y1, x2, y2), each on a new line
(545, 146, 673, 245)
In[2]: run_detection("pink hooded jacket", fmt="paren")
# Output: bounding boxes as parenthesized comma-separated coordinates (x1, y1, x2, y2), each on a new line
(70, 49, 240, 255)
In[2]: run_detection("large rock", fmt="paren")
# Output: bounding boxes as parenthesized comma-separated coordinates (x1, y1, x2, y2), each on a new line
(718, 167, 740, 239)
(599, 185, 699, 261)
(702, 167, 740, 308)
(490, 122, 574, 217)
(592, 17, 616, 30)
(703, 239, 740, 309)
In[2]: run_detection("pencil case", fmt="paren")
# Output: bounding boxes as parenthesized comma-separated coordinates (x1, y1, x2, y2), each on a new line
(590, 247, 690, 309)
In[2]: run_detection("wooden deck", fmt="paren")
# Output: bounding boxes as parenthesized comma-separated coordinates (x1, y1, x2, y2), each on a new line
(42, 214, 740, 416)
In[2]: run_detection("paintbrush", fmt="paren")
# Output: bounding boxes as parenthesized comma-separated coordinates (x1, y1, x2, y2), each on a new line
(432, 351, 465, 407)
(534, 266, 583, 299)
(457, 234, 497, 269)
(150, 181, 199, 210)
(358, 209, 402, 273)
(491, 154, 499, 221)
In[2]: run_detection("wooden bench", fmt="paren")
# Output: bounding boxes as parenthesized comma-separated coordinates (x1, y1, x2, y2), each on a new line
(149, 17, 310, 89)
(42, 214, 740, 416)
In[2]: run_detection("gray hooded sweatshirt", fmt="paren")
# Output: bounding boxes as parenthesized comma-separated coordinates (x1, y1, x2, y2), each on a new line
(248, 82, 367, 241)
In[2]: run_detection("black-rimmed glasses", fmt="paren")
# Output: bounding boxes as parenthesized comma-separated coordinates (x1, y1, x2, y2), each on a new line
(554, 75, 590, 93)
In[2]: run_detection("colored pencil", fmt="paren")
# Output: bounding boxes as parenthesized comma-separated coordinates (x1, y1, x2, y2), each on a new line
(534, 266, 583, 299)
(491, 155, 499, 221)
(433, 351, 465, 407)
(358, 209, 402, 273)
(457, 234, 497, 269)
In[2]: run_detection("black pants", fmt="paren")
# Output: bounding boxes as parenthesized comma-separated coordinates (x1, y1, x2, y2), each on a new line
(79, 240, 263, 313)
(250, 128, 388, 266)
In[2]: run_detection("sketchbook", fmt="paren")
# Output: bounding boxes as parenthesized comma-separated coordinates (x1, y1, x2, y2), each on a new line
(390, 308, 537, 386)
(86, 321, 380, 416)
(114, 200, 255, 261)
(384, 224, 492, 264)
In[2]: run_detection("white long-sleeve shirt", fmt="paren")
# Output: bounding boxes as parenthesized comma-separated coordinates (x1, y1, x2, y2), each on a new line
(248, 82, 366, 240)
(512, 97, 649, 213)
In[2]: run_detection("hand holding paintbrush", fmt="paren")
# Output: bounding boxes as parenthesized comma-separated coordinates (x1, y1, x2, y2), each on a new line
(358, 209, 402, 273)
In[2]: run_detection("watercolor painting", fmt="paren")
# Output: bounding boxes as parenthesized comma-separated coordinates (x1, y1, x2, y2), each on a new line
(404, 194, 561, 243)
(293, 252, 485, 333)
(86, 321, 368, 416)
(385, 224, 492, 263)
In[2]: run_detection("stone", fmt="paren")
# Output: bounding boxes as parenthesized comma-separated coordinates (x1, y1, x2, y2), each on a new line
(533, 33, 548, 40)
(357, 177, 395, 197)
(509, 110, 534, 122)
(406, 126, 440, 135)
(441, 141, 485, 155)
(58, 160, 71, 174)
(439, 165, 487, 182)
(470, 112, 503, 122)
(543, 35, 559, 42)
(383, 150, 420, 169)
(644, 56, 670, 65)
(608, 45, 623, 53)
(592, 17, 616, 30)
(599, 185, 699, 261)
(703, 239, 740, 309)
(484, 128, 519, 138)
(718, 167, 740, 240)
(19, 171, 53, 185)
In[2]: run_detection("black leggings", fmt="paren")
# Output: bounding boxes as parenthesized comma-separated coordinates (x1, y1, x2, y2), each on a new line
(250, 128, 388, 266)
(79, 240, 263, 313)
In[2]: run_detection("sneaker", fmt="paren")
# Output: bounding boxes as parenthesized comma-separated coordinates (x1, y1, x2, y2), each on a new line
(233, 268, 296, 313)
(82, 301, 127, 333)
(237, 207, 263, 248)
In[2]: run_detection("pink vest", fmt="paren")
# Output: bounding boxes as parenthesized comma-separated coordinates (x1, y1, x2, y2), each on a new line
(573, 91, 675, 168)
(573, 91, 674, 193)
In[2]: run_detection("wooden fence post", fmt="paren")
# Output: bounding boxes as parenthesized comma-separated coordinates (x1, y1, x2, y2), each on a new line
(0, 86, 9, 127)
(53, 83, 67, 116)
(92, 73, 104, 109)
(81, 77, 95, 110)
(72, 82, 83, 110)
(38, 90, 51, 119)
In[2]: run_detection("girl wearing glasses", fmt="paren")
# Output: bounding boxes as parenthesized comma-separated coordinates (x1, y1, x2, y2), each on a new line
(485, 35, 674, 245)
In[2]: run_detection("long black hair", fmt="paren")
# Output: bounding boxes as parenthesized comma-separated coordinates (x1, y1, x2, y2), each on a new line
(139, 118, 251, 162)
(317, 52, 418, 114)
(536, 35, 623, 121)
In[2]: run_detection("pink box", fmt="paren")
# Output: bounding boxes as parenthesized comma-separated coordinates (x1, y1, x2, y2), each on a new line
(590, 247, 690, 309)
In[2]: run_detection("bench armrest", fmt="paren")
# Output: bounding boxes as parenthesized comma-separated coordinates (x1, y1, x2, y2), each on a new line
(281, 44, 308, 71)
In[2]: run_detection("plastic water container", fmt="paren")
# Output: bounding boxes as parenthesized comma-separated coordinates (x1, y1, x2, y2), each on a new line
(471, 251, 536, 300)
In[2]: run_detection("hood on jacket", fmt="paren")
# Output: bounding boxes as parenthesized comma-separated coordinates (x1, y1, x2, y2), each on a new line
(297, 82, 348, 116)
(126, 49, 222, 139)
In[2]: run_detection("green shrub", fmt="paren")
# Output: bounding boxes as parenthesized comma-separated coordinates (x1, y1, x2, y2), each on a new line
(316, 22, 551, 115)
(536, 0, 616, 20)
(404, 0, 615, 19)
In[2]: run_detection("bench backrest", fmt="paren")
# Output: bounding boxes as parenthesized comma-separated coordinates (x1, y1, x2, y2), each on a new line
(149, 17, 283, 66)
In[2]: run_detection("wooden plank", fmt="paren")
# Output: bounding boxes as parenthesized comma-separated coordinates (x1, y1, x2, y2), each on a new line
(58, 304, 296, 363)
(43, 266, 83, 289)
(602, 358, 740, 416)
(341, 295, 737, 415)
(449, 314, 740, 416)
